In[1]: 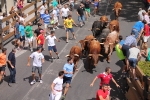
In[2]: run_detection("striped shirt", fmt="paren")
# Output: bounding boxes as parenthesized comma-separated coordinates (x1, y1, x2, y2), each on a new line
(42, 14, 50, 24)
(124, 35, 137, 47)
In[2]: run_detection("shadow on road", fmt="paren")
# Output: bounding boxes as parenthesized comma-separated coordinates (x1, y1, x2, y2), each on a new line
(23, 76, 33, 84)
(86, 98, 96, 100)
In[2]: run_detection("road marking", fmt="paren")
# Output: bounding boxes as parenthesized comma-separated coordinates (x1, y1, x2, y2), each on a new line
(22, 26, 81, 100)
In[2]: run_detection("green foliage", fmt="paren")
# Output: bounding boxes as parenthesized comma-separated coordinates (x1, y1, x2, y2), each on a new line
(138, 61, 150, 77)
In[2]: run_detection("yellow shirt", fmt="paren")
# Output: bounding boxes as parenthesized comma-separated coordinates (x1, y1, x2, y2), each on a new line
(64, 18, 74, 28)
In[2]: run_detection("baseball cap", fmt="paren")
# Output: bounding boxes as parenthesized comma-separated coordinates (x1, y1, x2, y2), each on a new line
(38, 23, 42, 27)
(40, 30, 45, 33)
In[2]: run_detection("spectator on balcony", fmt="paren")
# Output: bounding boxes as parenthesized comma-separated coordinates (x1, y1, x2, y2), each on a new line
(38, 2, 47, 25)
(17, 0, 24, 12)
(25, 22, 34, 52)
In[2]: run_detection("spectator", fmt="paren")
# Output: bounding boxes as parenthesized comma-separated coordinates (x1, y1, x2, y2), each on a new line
(143, 20, 149, 44)
(52, 7, 59, 30)
(122, 32, 137, 71)
(60, 4, 70, 20)
(52, 0, 59, 8)
(128, 43, 141, 80)
(61, 57, 74, 99)
(7, 48, 16, 84)
(14, 19, 20, 50)
(25, 22, 34, 52)
(141, 43, 150, 61)
(34, 23, 43, 37)
(17, 0, 24, 11)
(56, 5, 61, 25)
(27, 47, 45, 85)
(90, 67, 120, 89)
(83, 0, 91, 20)
(15, 12, 26, 26)
(0, 48, 7, 84)
(138, 8, 145, 21)
(42, 10, 51, 35)
(63, 15, 78, 43)
(119, 35, 125, 48)
(96, 84, 110, 100)
(38, 2, 47, 24)
(76, 3, 85, 27)
(142, 11, 150, 24)
(49, 71, 64, 100)
(19, 21, 25, 49)
(46, 31, 60, 62)
(36, 30, 45, 50)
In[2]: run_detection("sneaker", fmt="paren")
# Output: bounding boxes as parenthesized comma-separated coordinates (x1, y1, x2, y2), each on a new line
(52, 28, 55, 31)
(30, 80, 36, 85)
(55, 26, 59, 29)
(58, 23, 60, 26)
(57, 56, 59, 59)
(39, 80, 43, 83)
(61, 95, 66, 100)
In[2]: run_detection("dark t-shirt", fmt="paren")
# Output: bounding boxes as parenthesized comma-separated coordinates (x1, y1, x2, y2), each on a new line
(77, 7, 84, 16)
(34, 28, 43, 37)
(14, 22, 19, 34)
(84, 1, 90, 9)
(8, 52, 16, 67)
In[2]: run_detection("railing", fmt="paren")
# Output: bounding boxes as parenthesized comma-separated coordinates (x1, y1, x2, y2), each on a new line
(0, 0, 67, 49)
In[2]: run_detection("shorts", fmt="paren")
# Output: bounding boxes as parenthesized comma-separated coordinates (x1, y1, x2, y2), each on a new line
(143, 36, 149, 42)
(121, 59, 126, 65)
(26, 36, 33, 43)
(66, 28, 74, 33)
(129, 58, 137, 68)
(78, 15, 85, 22)
(131, 28, 140, 39)
(32, 66, 42, 74)
(122, 44, 130, 58)
(0, 66, 6, 72)
(94, 2, 99, 8)
(85, 8, 91, 13)
(15, 34, 20, 39)
(63, 76, 72, 84)
(54, 17, 58, 24)
(62, 16, 68, 19)
(48, 45, 57, 52)
(20, 35, 25, 42)
(40, 14, 45, 19)
(49, 90, 62, 100)
(44, 23, 50, 29)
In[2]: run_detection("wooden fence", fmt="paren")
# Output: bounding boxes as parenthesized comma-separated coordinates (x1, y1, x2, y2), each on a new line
(0, 0, 67, 49)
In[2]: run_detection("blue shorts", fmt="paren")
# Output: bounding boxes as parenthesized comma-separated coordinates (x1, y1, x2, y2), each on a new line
(129, 58, 137, 68)
(48, 45, 57, 52)
(15, 34, 20, 39)
(66, 28, 74, 33)
(78, 15, 85, 22)
(131, 28, 140, 39)
(63, 76, 72, 84)
(94, 2, 99, 7)
(40, 14, 45, 19)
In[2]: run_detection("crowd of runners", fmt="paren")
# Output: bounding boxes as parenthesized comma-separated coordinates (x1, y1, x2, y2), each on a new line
(0, 0, 150, 100)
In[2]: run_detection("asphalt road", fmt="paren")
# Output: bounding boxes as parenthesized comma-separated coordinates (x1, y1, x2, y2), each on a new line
(0, 0, 147, 100)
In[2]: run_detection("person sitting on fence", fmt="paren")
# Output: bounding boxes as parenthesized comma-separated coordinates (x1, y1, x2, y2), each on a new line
(15, 12, 26, 26)
(128, 43, 141, 80)
(141, 43, 150, 61)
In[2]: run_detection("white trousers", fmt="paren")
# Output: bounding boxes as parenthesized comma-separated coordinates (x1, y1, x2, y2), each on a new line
(49, 90, 62, 100)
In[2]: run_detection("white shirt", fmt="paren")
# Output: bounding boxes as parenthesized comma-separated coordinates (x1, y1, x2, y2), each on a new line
(0, 16, 3, 20)
(53, 77, 63, 90)
(30, 52, 44, 67)
(40, 5, 47, 14)
(53, 10, 58, 17)
(128, 47, 140, 59)
(61, 8, 69, 17)
(138, 10, 144, 21)
(144, 14, 150, 23)
(46, 35, 56, 46)
(20, 16, 25, 22)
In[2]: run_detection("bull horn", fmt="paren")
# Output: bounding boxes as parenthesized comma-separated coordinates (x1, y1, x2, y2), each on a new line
(93, 38, 97, 40)
(88, 54, 92, 56)
(109, 43, 113, 45)
(65, 55, 70, 57)
(98, 54, 103, 57)
(84, 40, 88, 42)
(74, 54, 79, 57)
(101, 38, 105, 40)
(96, 28, 100, 30)
(100, 43, 104, 44)
(119, 8, 122, 10)
(112, 8, 114, 10)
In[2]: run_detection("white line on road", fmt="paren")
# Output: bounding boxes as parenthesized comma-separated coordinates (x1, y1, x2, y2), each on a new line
(22, 27, 82, 100)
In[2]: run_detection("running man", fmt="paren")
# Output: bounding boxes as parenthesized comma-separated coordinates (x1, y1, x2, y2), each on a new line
(61, 57, 74, 99)
(46, 31, 60, 62)
(90, 67, 120, 89)
(60, 4, 70, 20)
(77, 3, 85, 27)
(49, 71, 64, 100)
(84, 0, 91, 20)
(64, 15, 78, 43)
(38, 2, 47, 24)
(19, 21, 25, 49)
(36, 30, 45, 50)
(27, 47, 45, 85)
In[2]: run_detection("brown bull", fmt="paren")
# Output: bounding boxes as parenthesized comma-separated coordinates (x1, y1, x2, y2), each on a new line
(113, 1, 122, 20)
(88, 40, 103, 70)
(100, 15, 108, 24)
(100, 31, 119, 62)
(109, 20, 119, 33)
(79, 35, 95, 56)
(65, 45, 82, 72)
